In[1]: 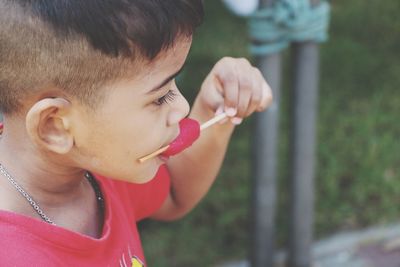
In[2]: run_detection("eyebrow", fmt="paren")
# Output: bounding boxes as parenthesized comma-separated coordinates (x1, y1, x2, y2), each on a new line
(147, 65, 185, 94)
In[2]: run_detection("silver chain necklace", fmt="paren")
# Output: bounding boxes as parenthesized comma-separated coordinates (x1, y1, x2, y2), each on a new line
(0, 163, 104, 225)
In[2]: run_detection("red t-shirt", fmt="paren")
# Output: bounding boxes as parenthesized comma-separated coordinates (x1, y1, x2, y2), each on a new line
(0, 165, 171, 267)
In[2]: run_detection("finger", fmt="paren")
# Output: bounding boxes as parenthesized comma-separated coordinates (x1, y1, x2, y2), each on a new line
(257, 81, 273, 111)
(217, 69, 239, 117)
(200, 75, 226, 112)
(215, 105, 229, 124)
(244, 68, 264, 117)
(235, 75, 252, 118)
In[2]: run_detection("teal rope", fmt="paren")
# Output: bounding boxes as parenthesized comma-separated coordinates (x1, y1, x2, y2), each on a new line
(249, 0, 330, 55)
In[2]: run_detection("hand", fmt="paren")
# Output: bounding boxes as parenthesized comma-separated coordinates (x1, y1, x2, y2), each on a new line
(194, 57, 273, 125)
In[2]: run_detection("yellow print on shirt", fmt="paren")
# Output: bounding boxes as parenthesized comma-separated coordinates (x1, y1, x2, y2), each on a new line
(131, 256, 144, 267)
(119, 249, 144, 267)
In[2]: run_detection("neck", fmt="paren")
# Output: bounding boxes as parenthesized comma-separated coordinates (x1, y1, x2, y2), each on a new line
(0, 125, 103, 237)
(0, 133, 87, 208)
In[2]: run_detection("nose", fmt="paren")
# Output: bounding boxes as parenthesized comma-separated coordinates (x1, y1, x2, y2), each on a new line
(167, 84, 190, 127)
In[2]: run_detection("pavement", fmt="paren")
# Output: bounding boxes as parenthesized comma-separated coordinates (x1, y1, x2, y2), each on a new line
(216, 223, 400, 267)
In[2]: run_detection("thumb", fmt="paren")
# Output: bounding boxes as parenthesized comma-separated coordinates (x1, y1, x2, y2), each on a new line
(199, 75, 226, 112)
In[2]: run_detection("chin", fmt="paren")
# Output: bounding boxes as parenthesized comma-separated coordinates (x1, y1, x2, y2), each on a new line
(130, 161, 162, 184)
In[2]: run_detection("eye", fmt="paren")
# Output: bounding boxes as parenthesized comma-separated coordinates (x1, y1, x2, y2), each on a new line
(154, 90, 178, 106)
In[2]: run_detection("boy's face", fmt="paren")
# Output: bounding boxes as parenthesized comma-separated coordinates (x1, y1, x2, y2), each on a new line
(72, 39, 192, 183)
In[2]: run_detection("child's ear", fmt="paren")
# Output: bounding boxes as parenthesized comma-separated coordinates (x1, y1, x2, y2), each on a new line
(26, 98, 74, 154)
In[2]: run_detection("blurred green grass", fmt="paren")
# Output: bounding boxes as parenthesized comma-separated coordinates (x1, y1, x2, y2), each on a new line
(140, 1, 400, 266)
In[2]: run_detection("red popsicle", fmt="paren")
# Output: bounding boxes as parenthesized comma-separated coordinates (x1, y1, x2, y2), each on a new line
(162, 118, 200, 157)
(138, 113, 227, 163)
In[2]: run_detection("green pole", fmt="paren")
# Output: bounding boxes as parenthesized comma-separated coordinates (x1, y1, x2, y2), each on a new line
(288, 0, 320, 266)
(250, 0, 281, 266)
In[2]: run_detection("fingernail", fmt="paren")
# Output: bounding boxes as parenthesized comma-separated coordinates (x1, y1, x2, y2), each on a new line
(231, 117, 243, 125)
(225, 107, 237, 117)
(215, 106, 224, 115)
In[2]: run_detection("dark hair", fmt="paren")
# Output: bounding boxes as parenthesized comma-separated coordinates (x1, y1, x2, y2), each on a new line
(0, 0, 204, 114)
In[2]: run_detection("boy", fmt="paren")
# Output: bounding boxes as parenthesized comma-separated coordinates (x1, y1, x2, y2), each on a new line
(0, 0, 272, 266)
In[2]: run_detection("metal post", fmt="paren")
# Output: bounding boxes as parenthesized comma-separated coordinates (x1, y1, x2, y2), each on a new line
(288, 1, 320, 266)
(250, 0, 281, 266)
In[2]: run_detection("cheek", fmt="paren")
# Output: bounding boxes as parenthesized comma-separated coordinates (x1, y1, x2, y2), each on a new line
(75, 103, 169, 181)
(125, 117, 166, 150)
(80, 129, 162, 183)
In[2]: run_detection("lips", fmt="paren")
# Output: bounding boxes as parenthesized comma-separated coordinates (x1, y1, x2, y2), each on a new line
(161, 118, 200, 157)
(158, 155, 170, 163)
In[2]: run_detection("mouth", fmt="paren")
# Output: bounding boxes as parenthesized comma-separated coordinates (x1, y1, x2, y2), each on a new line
(150, 131, 179, 162)
(157, 154, 170, 163)
(160, 129, 180, 149)
(137, 127, 181, 163)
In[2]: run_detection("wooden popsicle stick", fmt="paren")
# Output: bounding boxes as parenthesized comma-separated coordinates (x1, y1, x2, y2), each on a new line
(138, 112, 228, 163)
(200, 112, 227, 130)
(138, 145, 170, 163)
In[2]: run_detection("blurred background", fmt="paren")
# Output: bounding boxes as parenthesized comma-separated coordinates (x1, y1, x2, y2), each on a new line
(139, 0, 400, 266)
